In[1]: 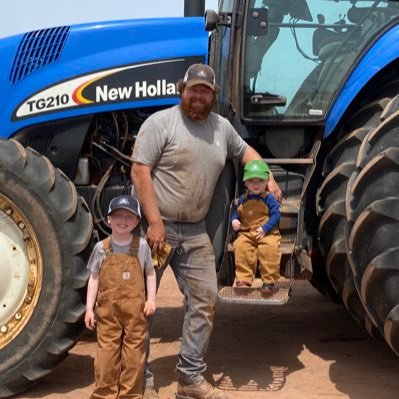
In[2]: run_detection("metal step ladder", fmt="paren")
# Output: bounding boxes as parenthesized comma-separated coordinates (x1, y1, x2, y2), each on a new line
(218, 277, 292, 305)
(217, 141, 321, 305)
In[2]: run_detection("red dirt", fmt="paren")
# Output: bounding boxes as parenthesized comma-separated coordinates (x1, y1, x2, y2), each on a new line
(16, 268, 399, 399)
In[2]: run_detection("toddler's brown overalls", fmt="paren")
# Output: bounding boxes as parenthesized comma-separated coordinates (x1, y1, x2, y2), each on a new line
(91, 236, 147, 399)
(233, 192, 282, 284)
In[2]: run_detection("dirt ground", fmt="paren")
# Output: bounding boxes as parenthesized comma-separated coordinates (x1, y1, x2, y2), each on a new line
(15, 268, 399, 399)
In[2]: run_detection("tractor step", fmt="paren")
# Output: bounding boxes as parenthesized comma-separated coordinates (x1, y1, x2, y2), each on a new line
(280, 198, 301, 214)
(218, 280, 291, 305)
(264, 157, 314, 165)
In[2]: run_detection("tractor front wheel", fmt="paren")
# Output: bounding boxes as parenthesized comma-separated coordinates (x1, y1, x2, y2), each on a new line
(0, 139, 93, 397)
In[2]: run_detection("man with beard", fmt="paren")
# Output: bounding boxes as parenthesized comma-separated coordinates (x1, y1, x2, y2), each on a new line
(131, 64, 281, 399)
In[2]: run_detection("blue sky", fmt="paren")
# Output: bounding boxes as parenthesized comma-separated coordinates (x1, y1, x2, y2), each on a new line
(0, 0, 219, 38)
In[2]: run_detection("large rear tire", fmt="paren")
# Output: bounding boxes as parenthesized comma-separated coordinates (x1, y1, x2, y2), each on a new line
(316, 100, 388, 334)
(346, 99, 399, 355)
(0, 139, 93, 397)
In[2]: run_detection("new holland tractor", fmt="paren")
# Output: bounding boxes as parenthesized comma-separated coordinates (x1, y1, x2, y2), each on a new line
(0, 2, 209, 397)
(1, 0, 399, 396)
(205, 0, 399, 357)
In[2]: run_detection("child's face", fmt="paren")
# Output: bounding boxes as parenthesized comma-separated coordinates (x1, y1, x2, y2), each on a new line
(108, 209, 139, 235)
(245, 178, 268, 194)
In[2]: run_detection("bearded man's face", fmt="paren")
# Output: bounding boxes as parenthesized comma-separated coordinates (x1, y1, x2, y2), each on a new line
(180, 85, 215, 121)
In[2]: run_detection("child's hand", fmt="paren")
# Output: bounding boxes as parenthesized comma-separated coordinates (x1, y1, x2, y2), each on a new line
(144, 300, 156, 316)
(85, 309, 96, 330)
(255, 227, 266, 240)
(232, 219, 241, 232)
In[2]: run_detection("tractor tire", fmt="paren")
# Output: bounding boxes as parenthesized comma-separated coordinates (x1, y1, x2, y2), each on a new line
(0, 139, 93, 397)
(206, 160, 236, 273)
(346, 98, 399, 355)
(316, 99, 388, 334)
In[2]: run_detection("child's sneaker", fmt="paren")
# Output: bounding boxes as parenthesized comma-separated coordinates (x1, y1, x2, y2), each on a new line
(261, 283, 275, 293)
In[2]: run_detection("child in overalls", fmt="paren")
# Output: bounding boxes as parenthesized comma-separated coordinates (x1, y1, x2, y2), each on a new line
(231, 160, 282, 293)
(85, 194, 156, 399)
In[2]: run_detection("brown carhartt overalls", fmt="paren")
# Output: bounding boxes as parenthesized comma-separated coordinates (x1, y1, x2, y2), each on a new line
(91, 236, 147, 399)
(233, 192, 282, 284)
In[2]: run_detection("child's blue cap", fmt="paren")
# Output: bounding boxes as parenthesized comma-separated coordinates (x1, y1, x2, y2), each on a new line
(108, 195, 141, 218)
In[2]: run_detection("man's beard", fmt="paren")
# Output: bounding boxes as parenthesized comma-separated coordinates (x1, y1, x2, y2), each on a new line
(180, 96, 215, 121)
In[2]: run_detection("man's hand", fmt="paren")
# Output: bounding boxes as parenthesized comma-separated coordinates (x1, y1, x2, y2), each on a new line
(232, 219, 241, 232)
(146, 221, 165, 253)
(268, 178, 283, 203)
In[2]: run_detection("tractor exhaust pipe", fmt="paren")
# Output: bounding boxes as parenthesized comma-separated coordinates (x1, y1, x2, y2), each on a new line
(184, 0, 205, 17)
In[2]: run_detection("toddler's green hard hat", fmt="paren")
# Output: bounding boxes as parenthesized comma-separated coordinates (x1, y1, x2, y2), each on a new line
(243, 160, 270, 181)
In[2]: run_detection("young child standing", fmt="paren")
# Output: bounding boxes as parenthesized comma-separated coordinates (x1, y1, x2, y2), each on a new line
(231, 160, 282, 293)
(85, 194, 156, 399)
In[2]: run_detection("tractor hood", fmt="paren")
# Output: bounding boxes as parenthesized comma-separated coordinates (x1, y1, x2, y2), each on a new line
(0, 17, 208, 138)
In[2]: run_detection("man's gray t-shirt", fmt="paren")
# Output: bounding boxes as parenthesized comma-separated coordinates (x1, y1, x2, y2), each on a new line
(87, 236, 153, 273)
(132, 105, 248, 222)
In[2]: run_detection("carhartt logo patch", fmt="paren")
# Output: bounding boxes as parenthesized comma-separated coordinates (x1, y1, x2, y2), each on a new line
(122, 272, 131, 280)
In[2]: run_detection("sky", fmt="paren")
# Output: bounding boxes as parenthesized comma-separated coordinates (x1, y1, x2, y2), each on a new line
(0, 0, 219, 38)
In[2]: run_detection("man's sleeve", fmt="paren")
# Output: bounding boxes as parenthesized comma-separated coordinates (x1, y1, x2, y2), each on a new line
(131, 117, 166, 167)
(224, 119, 248, 160)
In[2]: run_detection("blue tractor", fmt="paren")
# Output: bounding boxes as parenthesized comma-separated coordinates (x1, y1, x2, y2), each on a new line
(1, 0, 399, 396)
(0, 3, 208, 397)
(206, 0, 399, 357)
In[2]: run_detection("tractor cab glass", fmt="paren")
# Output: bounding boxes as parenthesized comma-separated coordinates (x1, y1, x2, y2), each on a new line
(242, 0, 399, 121)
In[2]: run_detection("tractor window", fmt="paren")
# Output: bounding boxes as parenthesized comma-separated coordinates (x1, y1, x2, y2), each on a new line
(220, 0, 234, 13)
(242, 0, 399, 121)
